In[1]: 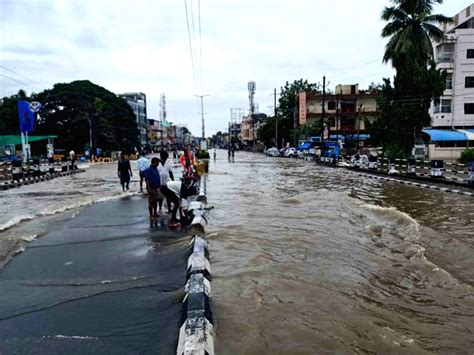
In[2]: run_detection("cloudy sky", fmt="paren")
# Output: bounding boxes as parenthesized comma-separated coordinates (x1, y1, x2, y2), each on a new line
(0, 0, 469, 136)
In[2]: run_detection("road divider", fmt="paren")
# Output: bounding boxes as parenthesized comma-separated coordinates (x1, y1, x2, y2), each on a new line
(177, 176, 215, 355)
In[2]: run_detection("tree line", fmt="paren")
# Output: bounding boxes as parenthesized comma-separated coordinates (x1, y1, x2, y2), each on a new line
(0, 80, 140, 153)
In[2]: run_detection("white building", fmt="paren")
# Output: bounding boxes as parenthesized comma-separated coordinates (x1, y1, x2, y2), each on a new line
(431, 4, 474, 129)
(118, 92, 148, 146)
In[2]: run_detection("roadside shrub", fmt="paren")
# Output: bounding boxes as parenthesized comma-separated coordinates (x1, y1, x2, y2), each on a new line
(198, 150, 210, 159)
(459, 148, 474, 164)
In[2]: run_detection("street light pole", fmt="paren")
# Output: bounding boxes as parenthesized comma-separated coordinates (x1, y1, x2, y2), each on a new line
(274, 88, 277, 148)
(195, 94, 209, 139)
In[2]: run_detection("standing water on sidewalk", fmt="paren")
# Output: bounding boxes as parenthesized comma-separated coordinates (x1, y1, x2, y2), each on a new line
(0, 163, 139, 267)
(208, 150, 474, 354)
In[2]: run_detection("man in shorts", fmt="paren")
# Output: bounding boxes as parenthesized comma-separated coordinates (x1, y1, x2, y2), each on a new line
(137, 153, 149, 192)
(143, 157, 161, 222)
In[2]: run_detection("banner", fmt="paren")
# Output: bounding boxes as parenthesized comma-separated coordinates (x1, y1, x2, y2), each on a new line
(18, 100, 36, 132)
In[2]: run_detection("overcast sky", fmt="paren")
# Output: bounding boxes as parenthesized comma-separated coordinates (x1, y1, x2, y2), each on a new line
(0, 0, 470, 136)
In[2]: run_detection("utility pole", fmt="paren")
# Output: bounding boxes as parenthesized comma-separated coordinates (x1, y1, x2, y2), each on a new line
(195, 94, 209, 139)
(293, 103, 297, 147)
(356, 103, 363, 154)
(321, 75, 326, 142)
(274, 88, 278, 149)
(336, 94, 340, 144)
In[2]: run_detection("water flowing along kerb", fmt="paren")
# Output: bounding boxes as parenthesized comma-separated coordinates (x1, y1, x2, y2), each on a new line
(354, 172, 474, 197)
(177, 177, 215, 355)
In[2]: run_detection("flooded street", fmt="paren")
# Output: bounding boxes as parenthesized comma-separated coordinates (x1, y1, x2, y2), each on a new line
(0, 150, 473, 354)
(208, 150, 474, 354)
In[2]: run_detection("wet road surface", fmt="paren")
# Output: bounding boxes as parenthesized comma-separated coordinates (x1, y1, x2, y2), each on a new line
(0, 195, 188, 354)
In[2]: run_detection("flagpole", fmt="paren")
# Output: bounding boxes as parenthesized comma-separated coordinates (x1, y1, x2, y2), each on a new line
(21, 132, 26, 162)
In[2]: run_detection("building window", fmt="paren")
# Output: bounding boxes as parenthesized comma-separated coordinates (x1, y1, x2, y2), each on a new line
(467, 49, 474, 58)
(446, 73, 453, 89)
(327, 101, 336, 110)
(465, 103, 474, 114)
(466, 77, 474, 88)
(441, 99, 451, 113)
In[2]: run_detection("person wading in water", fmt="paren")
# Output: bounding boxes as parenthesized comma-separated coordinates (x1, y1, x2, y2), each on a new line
(158, 151, 174, 213)
(143, 157, 161, 223)
(117, 152, 133, 192)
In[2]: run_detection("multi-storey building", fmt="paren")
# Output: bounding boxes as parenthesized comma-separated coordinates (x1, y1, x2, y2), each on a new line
(241, 113, 267, 147)
(228, 122, 241, 141)
(430, 4, 474, 129)
(423, 4, 474, 161)
(147, 119, 162, 147)
(298, 84, 380, 146)
(118, 92, 148, 146)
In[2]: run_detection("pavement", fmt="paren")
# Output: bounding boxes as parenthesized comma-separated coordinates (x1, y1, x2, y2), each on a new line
(0, 194, 189, 354)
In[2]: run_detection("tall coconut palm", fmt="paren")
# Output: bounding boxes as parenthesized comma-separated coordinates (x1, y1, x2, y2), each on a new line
(381, 0, 452, 67)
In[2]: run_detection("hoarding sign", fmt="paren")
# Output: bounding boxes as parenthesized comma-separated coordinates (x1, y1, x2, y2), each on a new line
(299, 92, 307, 125)
(18, 100, 36, 132)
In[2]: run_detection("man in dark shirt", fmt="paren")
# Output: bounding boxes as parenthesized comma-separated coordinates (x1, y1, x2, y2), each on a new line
(143, 157, 161, 222)
(117, 153, 132, 191)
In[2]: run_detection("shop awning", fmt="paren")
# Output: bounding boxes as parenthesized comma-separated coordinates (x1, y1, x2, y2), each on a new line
(457, 129, 474, 140)
(0, 135, 57, 145)
(421, 129, 467, 142)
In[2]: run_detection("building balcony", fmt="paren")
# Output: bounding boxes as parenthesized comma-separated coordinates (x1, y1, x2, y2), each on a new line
(437, 61, 454, 70)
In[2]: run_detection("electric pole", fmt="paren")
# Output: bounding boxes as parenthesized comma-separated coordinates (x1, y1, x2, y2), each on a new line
(321, 75, 326, 141)
(274, 88, 278, 149)
(336, 94, 340, 142)
(356, 103, 363, 154)
(195, 94, 209, 139)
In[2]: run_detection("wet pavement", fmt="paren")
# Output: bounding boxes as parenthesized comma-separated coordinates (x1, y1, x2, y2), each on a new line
(0, 194, 188, 354)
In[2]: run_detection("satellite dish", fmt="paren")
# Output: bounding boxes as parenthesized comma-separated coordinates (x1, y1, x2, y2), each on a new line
(29, 101, 42, 113)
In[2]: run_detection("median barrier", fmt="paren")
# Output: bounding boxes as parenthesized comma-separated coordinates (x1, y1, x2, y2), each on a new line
(469, 162, 474, 187)
(177, 175, 215, 355)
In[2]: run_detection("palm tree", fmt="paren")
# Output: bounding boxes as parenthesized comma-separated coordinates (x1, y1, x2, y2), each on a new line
(381, 0, 452, 67)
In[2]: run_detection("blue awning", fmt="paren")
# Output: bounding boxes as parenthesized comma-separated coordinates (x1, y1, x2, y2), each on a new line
(422, 129, 467, 141)
(298, 142, 312, 150)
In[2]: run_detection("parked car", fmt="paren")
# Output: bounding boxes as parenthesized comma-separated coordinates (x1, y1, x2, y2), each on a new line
(279, 148, 287, 157)
(284, 147, 297, 158)
(266, 148, 280, 157)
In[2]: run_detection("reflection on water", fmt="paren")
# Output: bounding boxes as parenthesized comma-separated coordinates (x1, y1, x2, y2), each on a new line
(208, 151, 474, 354)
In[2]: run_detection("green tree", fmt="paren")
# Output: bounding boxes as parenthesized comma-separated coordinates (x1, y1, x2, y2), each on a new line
(34, 80, 139, 152)
(258, 79, 318, 147)
(373, 0, 451, 157)
(381, 0, 452, 67)
(279, 79, 318, 121)
(0, 90, 30, 134)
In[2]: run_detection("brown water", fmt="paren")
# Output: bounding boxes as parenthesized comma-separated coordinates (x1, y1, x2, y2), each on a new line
(207, 150, 474, 354)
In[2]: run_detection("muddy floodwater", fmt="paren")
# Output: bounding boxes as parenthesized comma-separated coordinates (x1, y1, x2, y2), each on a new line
(208, 150, 474, 354)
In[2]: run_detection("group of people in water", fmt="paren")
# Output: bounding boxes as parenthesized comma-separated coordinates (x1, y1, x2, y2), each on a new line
(117, 146, 199, 228)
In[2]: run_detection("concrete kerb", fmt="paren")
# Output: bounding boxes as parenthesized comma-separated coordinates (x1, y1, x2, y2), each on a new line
(177, 175, 215, 355)
(0, 169, 85, 191)
(355, 172, 474, 197)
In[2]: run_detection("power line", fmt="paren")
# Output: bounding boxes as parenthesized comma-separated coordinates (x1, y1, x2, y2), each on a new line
(184, 0, 198, 95)
(198, 0, 203, 94)
(0, 65, 42, 85)
(0, 73, 27, 85)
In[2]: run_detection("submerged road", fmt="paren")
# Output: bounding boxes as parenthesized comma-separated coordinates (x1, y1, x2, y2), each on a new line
(0, 151, 473, 354)
(208, 150, 474, 354)
(0, 194, 188, 354)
